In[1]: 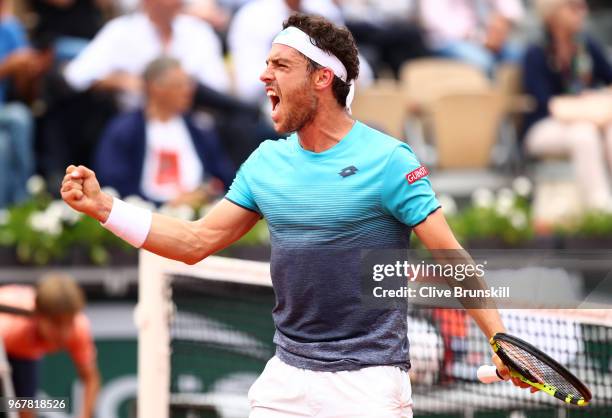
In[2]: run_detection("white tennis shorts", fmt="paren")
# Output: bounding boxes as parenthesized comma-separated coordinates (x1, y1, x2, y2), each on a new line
(248, 356, 413, 418)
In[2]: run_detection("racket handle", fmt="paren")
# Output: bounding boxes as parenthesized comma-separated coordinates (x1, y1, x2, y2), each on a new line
(477, 365, 504, 384)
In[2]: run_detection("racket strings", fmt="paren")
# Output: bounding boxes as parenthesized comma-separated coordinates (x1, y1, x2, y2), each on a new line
(498, 340, 583, 399)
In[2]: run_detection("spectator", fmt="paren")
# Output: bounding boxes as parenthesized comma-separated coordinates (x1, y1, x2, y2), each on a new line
(340, 0, 427, 78)
(26, 0, 113, 61)
(63, 0, 230, 101)
(183, 0, 230, 33)
(0, 104, 33, 209)
(0, 274, 100, 418)
(0, 5, 49, 208)
(39, 0, 241, 193)
(523, 0, 612, 211)
(95, 57, 234, 206)
(228, 0, 351, 105)
(419, 0, 525, 76)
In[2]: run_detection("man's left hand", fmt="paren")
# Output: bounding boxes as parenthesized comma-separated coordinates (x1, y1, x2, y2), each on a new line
(492, 353, 539, 393)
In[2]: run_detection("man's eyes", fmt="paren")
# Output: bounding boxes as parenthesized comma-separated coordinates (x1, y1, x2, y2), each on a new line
(271, 61, 288, 69)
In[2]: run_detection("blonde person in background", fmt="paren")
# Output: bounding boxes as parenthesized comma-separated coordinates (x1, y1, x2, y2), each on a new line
(522, 0, 612, 211)
(0, 274, 99, 418)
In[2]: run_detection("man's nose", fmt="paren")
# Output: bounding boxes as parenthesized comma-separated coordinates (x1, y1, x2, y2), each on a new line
(260, 66, 273, 84)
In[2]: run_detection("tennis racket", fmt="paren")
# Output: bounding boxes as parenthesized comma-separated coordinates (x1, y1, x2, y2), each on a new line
(477, 332, 592, 406)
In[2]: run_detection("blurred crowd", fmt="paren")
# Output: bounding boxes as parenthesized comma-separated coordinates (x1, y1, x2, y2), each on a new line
(0, 0, 610, 215)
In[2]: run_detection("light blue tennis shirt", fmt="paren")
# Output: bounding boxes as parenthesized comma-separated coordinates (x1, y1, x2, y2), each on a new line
(225, 121, 440, 372)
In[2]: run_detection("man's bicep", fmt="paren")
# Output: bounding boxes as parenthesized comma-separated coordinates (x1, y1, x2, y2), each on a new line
(203, 198, 261, 230)
(413, 208, 461, 250)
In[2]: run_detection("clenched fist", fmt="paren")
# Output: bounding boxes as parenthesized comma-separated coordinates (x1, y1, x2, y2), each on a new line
(61, 165, 113, 223)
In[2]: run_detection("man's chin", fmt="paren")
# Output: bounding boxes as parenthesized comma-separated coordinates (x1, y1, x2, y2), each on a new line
(272, 121, 291, 135)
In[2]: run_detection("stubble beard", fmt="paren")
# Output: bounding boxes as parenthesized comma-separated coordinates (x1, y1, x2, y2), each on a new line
(277, 80, 319, 134)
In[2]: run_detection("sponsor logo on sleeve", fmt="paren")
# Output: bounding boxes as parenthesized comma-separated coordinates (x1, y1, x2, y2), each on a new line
(406, 166, 429, 184)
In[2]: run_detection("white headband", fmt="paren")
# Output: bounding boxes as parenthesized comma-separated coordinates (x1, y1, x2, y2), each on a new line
(272, 26, 355, 111)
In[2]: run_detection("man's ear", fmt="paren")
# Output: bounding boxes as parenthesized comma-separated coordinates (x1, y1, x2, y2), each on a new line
(312, 67, 335, 91)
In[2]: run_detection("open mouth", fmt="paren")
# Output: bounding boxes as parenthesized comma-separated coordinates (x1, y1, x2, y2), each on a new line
(267, 89, 281, 119)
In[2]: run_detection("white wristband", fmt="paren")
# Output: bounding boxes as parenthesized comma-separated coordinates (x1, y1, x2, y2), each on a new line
(101, 197, 152, 248)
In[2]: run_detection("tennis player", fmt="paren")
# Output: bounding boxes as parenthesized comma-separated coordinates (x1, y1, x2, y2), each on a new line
(61, 14, 531, 417)
(0, 274, 99, 418)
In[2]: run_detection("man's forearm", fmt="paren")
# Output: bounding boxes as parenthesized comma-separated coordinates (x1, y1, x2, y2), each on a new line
(62, 166, 261, 266)
(142, 201, 260, 264)
(435, 249, 506, 338)
(95, 196, 259, 265)
(467, 308, 506, 339)
(414, 212, 508, 339)
(422, 245, 506, 338)
(439, 255, 507, 339)
(92, 72, 142, 93)
(93, 193, 211, 264)
(92, 75, 123, 92)
(81, 373, 100, 418)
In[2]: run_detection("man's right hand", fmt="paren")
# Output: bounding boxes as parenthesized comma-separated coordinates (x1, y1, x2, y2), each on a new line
(96, 72, 144, 94)
(3, 49, 39, 76)
(61, 165, 114, 223)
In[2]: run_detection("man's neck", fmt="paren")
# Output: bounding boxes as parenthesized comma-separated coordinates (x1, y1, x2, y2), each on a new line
(297, 103, 355, 153)
(549, 25, 578, 69)
(146, 12, 174, 46)
(146, 103, 176, 123)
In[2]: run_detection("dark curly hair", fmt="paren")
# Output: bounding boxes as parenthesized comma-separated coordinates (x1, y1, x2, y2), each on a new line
(283, 13, 359, 108)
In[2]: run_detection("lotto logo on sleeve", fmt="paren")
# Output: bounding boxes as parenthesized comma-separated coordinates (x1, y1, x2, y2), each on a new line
(406, 166, 429, 184)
